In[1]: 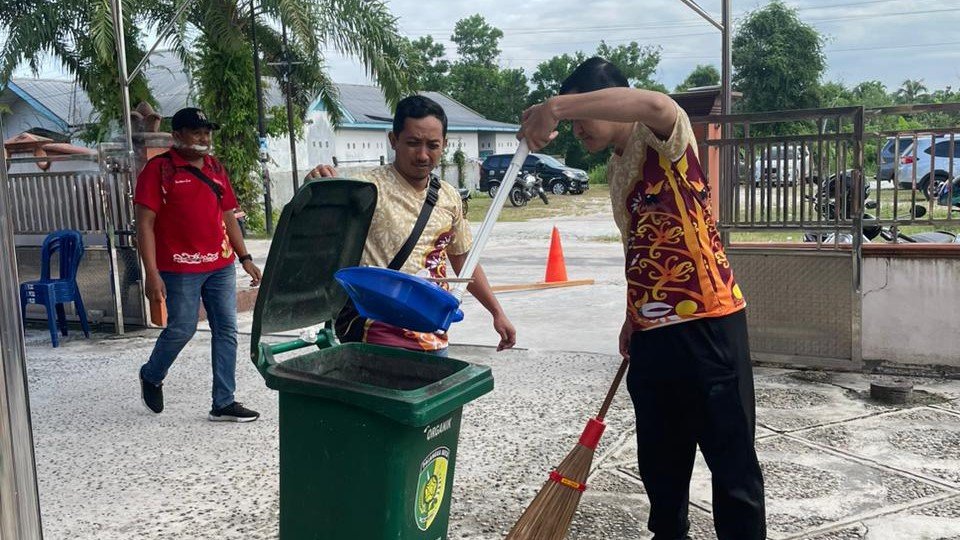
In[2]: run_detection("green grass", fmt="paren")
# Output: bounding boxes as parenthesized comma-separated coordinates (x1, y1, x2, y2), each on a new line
(466, 186, 611, 223)
(727, 183, 960, 243)
(590, 234, 623, 243)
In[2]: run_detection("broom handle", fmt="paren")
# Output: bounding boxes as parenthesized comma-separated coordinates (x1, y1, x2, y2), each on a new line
(452, 139, 530, 302)
(596, 357, 629, 421)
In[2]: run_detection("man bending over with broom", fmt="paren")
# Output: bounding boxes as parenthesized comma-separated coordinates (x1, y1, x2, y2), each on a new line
(518, 57, 766, 540)
(305, 95, 516, 355)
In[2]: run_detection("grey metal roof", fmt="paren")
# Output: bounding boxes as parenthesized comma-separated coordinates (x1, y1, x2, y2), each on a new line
(8, 51, 284, 125)
(8, 52, 513, 132)
(333, 83, 518, 132)
(6, 78, 97, 127)
(140, 51, 284, 114)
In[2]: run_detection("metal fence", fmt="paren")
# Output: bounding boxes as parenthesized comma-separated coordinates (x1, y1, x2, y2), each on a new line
(5, 147, 142, 332)
(689, 103, 960, 365)
(693, 103, 960, 245)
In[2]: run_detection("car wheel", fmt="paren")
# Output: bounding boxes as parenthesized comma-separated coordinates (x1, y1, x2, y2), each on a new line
(570, 189, 584, 195)
(489, 184, 500, 198)
(919, 173, 948, 201)
(551, 180, 567, 195)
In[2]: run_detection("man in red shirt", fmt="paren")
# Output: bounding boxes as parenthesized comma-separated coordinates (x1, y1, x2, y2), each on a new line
(135, 107, 262, 422)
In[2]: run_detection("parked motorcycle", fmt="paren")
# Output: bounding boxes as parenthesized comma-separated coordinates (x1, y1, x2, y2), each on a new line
(509, 171, 549, 207)
(458, 188, 471, 218)
(804, 171, 959, 244)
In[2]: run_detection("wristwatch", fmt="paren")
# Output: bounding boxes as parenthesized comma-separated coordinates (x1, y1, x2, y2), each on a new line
(238, 254, 253, 264)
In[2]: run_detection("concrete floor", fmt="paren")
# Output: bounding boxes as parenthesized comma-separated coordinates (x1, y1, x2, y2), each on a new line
(22, 211, 960, 539)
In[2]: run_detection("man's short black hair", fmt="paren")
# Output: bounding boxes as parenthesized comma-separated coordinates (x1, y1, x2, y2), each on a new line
(393, 95, 448, 137)
(559, 57, 629, 95)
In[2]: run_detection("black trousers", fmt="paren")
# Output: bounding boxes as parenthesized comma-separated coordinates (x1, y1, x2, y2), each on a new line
(627, 310, 766, 540)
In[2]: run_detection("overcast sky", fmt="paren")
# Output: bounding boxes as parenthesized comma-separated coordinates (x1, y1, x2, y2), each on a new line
(325, 0, 960, 93)
(12, 0, 960, 94)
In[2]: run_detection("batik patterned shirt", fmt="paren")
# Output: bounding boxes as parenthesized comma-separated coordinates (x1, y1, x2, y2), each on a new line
(607, 103, 745, 331)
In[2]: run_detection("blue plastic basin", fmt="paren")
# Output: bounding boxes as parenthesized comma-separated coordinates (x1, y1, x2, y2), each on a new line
(334, 267, 464, 332)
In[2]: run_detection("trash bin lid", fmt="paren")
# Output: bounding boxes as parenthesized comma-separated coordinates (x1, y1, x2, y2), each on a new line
(250, 179, 377, 355)
(266, 342, 493, 426)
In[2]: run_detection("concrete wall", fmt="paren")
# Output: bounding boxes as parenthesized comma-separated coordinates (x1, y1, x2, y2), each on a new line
(862, 254, 960, 367)
(478, 133, 496, 157)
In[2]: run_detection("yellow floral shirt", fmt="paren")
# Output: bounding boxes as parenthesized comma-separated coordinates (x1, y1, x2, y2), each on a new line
(335, 165, 472, 350)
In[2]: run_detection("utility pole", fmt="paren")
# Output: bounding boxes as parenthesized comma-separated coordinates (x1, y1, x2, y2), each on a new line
(281, 20, 300, 193)
(0, 113, 44, 540)
(249, 0, 273, 234)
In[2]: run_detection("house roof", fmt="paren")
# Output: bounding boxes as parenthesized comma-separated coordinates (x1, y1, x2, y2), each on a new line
(2, 79, 96, 130)
(323, 83, 519, 133)
(6, 51, 516, 134)
(5, 51, 284, 128)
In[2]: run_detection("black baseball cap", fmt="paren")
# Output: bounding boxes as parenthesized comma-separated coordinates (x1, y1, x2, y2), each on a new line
(171, 107, 220, 131)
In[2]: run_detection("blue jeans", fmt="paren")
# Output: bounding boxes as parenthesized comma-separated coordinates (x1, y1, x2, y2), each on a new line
(141, 264, 238, 410)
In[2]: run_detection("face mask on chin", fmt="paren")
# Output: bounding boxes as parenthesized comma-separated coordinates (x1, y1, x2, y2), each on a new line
(173, 140, 212, 154)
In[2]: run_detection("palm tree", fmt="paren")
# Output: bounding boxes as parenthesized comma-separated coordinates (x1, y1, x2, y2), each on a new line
(896, 79, 929, 104)
(1, 0, 413, 219)
(0, 0, 154, 128)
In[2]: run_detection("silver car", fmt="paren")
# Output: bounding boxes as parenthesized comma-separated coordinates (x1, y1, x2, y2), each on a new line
(896, 135, 960, 198)
(753, 145, 812, 186)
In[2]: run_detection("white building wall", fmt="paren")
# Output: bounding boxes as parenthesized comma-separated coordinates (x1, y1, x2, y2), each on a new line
(445, 132, 479, 160)
(478, 133, 497, 157)
(493, 133, 520, 154)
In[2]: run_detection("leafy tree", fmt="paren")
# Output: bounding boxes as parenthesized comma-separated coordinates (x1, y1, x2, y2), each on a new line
(896, 79, 929, 103)
(444, 15, 527, 124)
(817, 81, 852, 108)
(850, 81, 894, 107)
(527, 52, 586, 106)
(2, 0, 414, 227)
(407, 35, 450, 92)
(0, 0, 154, 135)
(675, 64, 720, 92)
(732, 1, 825, 113)
(596, 41, 663, 91)
(450, 14, 502, 67)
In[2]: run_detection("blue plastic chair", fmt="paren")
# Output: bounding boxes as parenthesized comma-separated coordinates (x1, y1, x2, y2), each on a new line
(20, 230, 91, 347)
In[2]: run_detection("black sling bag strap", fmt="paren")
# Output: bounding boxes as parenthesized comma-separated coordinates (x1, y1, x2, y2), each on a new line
(182, 165, 224, 202)
(156, 152, 224, 202)
(387, 174, 442, 271)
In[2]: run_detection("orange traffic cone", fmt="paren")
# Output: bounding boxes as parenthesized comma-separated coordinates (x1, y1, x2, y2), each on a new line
(544, 226, 569, 283)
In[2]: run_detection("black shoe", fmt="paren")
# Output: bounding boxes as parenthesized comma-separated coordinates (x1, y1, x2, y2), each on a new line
(139, 371, 163, 414)
(208, 402, 259, 423)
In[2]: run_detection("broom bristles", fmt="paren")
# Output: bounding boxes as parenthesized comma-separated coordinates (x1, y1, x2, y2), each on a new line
(506, 359, 627, 540)
(505, 442, 596, 540)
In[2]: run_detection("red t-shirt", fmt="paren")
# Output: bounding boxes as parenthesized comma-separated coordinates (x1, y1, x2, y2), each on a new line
(133, 149, 238, 273)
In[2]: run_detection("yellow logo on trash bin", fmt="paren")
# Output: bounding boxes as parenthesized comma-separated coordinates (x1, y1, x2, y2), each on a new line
(415, 446, 450, 531)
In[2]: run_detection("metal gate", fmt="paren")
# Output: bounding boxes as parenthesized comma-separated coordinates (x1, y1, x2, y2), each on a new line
(696, 103, 960, 366)
(6, 146, 145, 332)
(693, 106, 866, 365)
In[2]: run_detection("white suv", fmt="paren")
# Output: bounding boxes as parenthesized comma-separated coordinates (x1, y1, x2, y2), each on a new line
(753, 145, 811, 186)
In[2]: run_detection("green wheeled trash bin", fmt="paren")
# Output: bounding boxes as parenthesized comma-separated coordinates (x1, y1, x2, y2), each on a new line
(250, 178, 494, 540)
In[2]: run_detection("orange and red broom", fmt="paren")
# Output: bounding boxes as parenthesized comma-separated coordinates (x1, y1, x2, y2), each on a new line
(505, 357, 630, 540)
